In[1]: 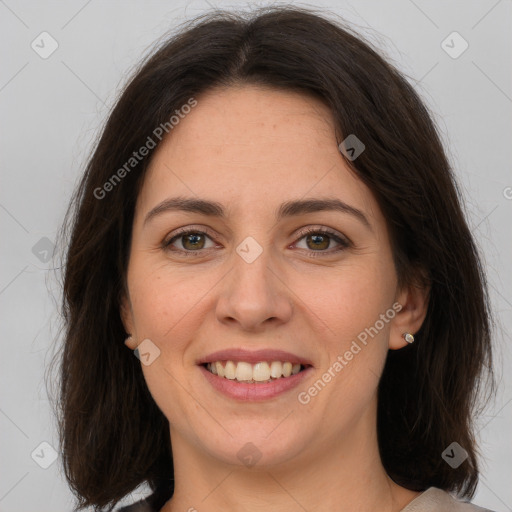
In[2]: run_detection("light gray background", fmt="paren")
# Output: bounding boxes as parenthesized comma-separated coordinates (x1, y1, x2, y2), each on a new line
(1, 1, 511, 511)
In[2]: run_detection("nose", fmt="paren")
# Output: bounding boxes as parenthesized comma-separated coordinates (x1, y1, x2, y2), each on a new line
(215, 242, 293, 332)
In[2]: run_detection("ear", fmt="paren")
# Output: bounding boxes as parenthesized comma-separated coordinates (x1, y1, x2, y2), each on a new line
(120, 292, 138, 350)
(389, 274, 430, 350)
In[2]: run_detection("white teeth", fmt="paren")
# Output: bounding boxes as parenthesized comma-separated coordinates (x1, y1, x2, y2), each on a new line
(205, 360, 305, 382)
(270, 361, 282, 378)
(253, 362, 270, 382)
(224, 361, 236, 380)
(215, 361, 224, 377)
(235, 362, 253, 381)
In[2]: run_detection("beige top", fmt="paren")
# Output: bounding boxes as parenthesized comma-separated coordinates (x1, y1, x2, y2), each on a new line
(400, 487, 494, 511)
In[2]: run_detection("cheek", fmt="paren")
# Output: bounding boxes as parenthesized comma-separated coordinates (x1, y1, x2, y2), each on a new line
(293, 258, 395, 342)
(295, 260, 394, 400)
(128, 258, 213, 340)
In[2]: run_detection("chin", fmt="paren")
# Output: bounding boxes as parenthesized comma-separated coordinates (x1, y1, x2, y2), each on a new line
(195, 422, 312, 469)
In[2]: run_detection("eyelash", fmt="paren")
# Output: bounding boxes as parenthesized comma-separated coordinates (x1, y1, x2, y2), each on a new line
(162, 226, 351, 258)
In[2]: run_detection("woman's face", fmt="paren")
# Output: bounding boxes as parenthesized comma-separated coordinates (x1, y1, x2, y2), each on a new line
(122, 85, 418, 469)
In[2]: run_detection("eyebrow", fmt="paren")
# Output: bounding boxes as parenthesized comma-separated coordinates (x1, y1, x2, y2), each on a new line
(143, 196, 372, 230)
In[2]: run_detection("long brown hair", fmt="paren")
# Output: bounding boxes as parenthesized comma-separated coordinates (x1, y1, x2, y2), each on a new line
(53, 6, 494, 511)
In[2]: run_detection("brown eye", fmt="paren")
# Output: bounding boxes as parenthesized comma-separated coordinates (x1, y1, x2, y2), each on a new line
(163, 229, 216, 255)
(181, 232, 206, 250)
(305, 233, 330, 250)
(295, 228, 349, 255)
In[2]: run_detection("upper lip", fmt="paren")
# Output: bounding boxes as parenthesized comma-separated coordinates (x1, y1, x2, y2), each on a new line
(197, 348, 313, 366)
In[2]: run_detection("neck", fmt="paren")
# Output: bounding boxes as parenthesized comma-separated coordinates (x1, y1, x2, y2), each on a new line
(161, 400, 419, 512)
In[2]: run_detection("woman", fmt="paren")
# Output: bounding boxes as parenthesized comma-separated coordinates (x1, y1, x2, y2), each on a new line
(56, 6, 496, 512)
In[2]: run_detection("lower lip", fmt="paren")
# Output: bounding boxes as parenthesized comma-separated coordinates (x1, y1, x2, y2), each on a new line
(199, 364, 313, 401)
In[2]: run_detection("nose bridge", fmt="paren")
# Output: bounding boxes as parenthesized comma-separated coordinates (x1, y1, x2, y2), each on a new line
(234, 234, 275, 292)
(232, 234, 278, 303)
(216, 234, 292, 329)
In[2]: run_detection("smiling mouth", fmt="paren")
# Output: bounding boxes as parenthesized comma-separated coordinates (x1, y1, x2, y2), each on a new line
(203, 360, 310, 383)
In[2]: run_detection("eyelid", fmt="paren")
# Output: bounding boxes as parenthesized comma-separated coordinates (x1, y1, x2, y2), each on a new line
(162, 225, 219, 248)
(293, 225, 351, 245)
(292, 226, 351, 257)
(162, 224, 351, 256)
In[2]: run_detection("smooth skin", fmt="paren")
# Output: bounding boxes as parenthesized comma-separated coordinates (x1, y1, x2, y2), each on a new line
(121, 85, 429, 512)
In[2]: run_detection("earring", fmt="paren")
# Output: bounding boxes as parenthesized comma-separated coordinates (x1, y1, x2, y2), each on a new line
(402, 332, 415, 344)
(125, 335, 134, 347)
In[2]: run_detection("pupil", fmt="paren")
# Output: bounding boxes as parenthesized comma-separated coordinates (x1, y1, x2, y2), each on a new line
(308, 234, 328, 250)
(184, 233, 204, 250)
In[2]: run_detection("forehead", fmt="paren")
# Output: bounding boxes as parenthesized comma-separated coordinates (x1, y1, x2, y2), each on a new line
(136, 85, 380, 227)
